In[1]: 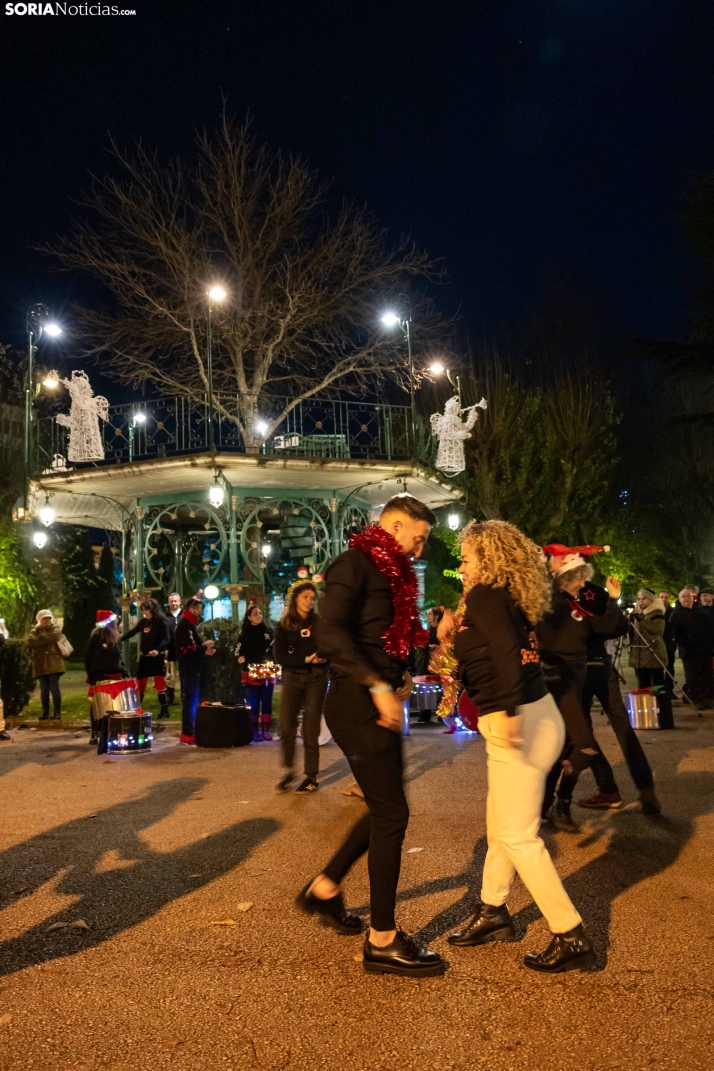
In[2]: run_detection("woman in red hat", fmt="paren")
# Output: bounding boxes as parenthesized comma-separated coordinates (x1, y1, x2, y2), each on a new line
(84, 610, 126, 751)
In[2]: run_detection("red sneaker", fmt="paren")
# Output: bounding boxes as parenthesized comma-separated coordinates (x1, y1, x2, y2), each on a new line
(576, 792, 622, 810)
(179, 733, 196, 745)
(443, 727, 457, 735)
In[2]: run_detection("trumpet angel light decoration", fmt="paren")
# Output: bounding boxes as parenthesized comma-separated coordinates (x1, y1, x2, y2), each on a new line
(430, 395, 487, 476)
(55, 370, 110, 462)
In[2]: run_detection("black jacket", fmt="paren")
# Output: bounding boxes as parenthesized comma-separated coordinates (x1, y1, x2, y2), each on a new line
(84, 631, 126, 684)
(273, 614, 325, 671)
(166, 609, 183, 661)
(122, 615, 169, 677)
(453, 584, 547, 717)
(582, 583, 629, 664)
(670, 604, 714, 658)
(536, 588, 624, 667)
(175, 614, 206, 675)
(235, 622, 274, 666)
(315, 547, 406, 689)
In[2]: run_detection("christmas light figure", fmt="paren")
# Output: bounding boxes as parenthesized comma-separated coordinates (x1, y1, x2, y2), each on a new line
(430, 395, 487, 476)
(55, 370, 109, 462)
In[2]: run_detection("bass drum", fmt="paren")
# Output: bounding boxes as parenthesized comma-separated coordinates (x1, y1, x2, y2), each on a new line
(457, 690, 480, 732)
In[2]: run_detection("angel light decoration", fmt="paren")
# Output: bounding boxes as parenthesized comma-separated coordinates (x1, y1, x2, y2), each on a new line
(430, 395, 488, 476)
(55, 370, 109, 462)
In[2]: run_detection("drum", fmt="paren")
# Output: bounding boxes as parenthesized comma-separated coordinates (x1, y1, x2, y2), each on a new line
(410, 676, 443, 712)
(457, 690, 480, 732)
(90, 678, 140, 718)
(627, 692, 659, 730)
(194, 704, 253, 748)
(107, 711, 152, 753)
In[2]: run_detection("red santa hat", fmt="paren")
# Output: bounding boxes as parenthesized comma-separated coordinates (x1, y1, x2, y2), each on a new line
(96, 610, 117, 627)
(543, 543, 610, 575)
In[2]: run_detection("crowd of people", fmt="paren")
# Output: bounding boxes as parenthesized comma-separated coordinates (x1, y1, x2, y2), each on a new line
(8, 493, 714, 980)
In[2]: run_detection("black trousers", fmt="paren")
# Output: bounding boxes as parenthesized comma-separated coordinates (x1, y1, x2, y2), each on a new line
(543, 663, 618, 809)
(280, 668, 327, 778)
(664, 647, 676, 691)
(635, 667, 664, 688)
(583, 662, 654, 791)
(322, 678, 408, 932)
(682, 654, 714, 705)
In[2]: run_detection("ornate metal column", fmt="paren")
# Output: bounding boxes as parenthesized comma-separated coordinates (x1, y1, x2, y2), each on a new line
(228, 491, 240, 621)
(330, 496, 341, 560)
(134, 505, 145, 592)
(413, 559, 427, 624)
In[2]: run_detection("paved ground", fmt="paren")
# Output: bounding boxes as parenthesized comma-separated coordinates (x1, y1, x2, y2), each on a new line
(1, 702, 713, 1071)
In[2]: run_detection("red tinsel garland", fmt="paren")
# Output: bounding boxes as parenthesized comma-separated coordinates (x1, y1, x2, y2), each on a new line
(349, 524, 429, 660)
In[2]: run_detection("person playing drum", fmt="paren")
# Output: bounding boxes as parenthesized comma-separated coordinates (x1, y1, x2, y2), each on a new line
(85, 609, 127, 753)
(122, 598, 171, 719)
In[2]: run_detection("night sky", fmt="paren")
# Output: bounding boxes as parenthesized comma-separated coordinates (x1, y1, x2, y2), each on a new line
(2, 0, 714, 372)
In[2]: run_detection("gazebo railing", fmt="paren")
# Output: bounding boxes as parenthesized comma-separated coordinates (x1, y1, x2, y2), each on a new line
(35, 393, 438, 471)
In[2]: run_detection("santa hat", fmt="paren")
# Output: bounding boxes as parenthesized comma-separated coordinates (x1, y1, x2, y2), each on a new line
(543, 543, 610, 575)
(96, 610, 117, 627)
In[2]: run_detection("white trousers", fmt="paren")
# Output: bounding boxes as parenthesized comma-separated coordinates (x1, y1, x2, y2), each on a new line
(479, 693, 582, 934)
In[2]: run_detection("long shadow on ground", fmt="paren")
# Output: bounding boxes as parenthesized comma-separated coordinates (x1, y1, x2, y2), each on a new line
(0, 777, 280, 977)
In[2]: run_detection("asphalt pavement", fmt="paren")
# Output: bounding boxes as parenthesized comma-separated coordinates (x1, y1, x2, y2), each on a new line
(1, 706, 713, 1071)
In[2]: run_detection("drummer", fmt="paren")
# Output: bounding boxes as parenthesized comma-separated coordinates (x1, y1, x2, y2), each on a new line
(122, 598, 171, 719)
(85, 610, 127, 753)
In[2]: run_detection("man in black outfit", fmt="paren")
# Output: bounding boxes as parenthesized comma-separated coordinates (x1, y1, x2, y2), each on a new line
(671, 589, 714, 710)
(297, 494, 446, 977)
(658, 591, 677, 692)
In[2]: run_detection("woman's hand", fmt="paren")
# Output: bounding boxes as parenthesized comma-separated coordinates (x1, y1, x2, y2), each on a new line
(371, 688, 404, 733)
(237, 655, 245, 663)
(306, 652, 326, 664)
(436, 608, 456, 642)
(148, 649, 159, 657)
(606, 576, 621, 599)
(395, 671, 413, 701)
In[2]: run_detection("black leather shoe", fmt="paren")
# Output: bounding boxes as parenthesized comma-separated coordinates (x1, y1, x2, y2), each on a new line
(546, 798, 580, 833)
(523, 924, 596, 973)
(276, 772, 294, 792)
(448, 903, 515, 947)
(295, 882, 363, 935)
(363, 930, 447, 977)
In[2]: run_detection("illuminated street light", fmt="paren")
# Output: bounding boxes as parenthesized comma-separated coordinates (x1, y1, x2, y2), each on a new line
(24, 304, 63, 509)
(262, 543, 271, 556)
(204, 584, 219, 600)
(428, 362, 445, 375)
(206, 286, 228, 452)
(43, 323, 62, 338)
(209, 476, 225, 508)
(33, 530, 48, 549)
(448, 513, 460, 531)
(208, 286, 227, 303)
(133, 412, 146, 425)
(381, 311, 400, 328)
(42, 371, 60, 389)
(381, 310, 415, 445)
(255, 420, 268, 437)
(39, 500, 55, 527)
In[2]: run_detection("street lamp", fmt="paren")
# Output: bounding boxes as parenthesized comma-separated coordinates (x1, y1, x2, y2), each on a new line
(32, 530, 48, 549)
(204, 583, 219, 620)
(447, 513, 460, 531)
(206, 285, 228, 453)
(42, 371, 60, 389)
(429, 361, 461, 406)
(209, 474, 225, 508)
(25, 305, 62, 508)
(381, 311, 415, 448)
(39, 495, 55, 527)
(128, 411, 146, 463)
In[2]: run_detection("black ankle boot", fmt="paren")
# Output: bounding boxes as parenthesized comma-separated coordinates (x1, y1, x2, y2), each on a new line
(546, 797, 580, 833)
(89, 712, 98, 745)
(157, 691, 170, 719)
(295, 882, 362, 935)
(448, 903, 515, 947)
(523, 924, 595, 973)
(363, 930, 447, 977)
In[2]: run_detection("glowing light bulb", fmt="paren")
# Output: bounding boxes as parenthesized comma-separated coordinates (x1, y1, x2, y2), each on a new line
(42, 372, 60, 389)
(33, 531, 48, 548)
(204, 584, 219, 600)
(381, 312, 400, 328)
(255, 421, 268, 437)
(39, 506, 55, 527)
(448, 513, 460, 531)
(208, 286, 227, 302)
(209, 484, 224, 508)
(429, 362, 446, 375)
(262, 544, 271, 556)
(44, 323, 62, 338)
(133, 412, 146, 425)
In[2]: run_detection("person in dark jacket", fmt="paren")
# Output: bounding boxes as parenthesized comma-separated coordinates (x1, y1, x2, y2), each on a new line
(580, 582, 660, 814)
(536, 544, 622, 833)
(122, 598, 170, 719)
(273, 579, 328, 793)
(164, 592, 183, 705)
(27, 610, 66, 720)
(442, 520, 594, 974)
(299, 494, 445, 978)
(85, 609, 127, 751)
(175, 596, 216, 743)
(235, 602, 276, 740)
(670, 589, 714, 710)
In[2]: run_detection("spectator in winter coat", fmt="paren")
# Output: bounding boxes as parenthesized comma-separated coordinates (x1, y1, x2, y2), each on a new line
(628, 590, 668, 688)
(122, 599, 170, 719)
(671, 589, 714, 710)
(235, 602, 275, 740)
(164, 592, 183, 705)
(175, 597, 216, 744)
(659, 592, 677, 691)
(27, 610, 66, 720)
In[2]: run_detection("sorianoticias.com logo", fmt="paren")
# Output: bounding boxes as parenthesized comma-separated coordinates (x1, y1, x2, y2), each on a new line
(5, 3, 136, 13)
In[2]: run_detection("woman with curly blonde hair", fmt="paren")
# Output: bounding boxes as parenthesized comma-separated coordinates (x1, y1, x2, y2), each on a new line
(439, 520, 594, 973)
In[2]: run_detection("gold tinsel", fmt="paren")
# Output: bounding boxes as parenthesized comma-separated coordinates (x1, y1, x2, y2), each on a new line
(429, 581, 472, 720)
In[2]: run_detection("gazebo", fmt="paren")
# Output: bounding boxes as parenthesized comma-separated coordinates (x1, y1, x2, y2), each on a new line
(30, 391, 463, 628)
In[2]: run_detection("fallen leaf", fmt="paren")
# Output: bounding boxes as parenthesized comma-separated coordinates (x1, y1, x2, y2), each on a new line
(46, 922, 69, 932)
(199, 833, 210, 839)
(0, 1014, 12, 1026)
(69, 919, 90, 931)
(167, 1040, 185, 1048)
(238, 800, 251, 804)
(407, 847, 423, 854)
(11, 886, 31, 895)
(187, 873, 202, 878)
(192, 796, 205, 800)
(236, 902, 253, 912)
(210, 919, 237, 926)
(86, 814, 98, 819)
(102, 760, 115, 764)
(353, 953, 363, 962)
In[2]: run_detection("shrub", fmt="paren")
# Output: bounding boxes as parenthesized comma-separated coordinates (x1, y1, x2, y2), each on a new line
(197, 617, 243, 704)
(0, 638, 35, 717)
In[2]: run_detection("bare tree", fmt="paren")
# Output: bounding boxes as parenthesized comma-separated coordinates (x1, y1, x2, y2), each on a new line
(47, 119, 443, 450)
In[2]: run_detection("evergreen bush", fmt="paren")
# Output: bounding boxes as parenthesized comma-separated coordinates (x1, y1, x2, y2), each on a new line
(197, 617, 243, 704)
(0, 638, 34, 717)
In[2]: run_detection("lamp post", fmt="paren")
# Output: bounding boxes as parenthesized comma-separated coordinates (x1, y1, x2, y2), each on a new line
(24, 304, 61, 508)
(206, 286, 227, 453)
(128, 410, 146, 463)
(381, 311, 415, 451)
